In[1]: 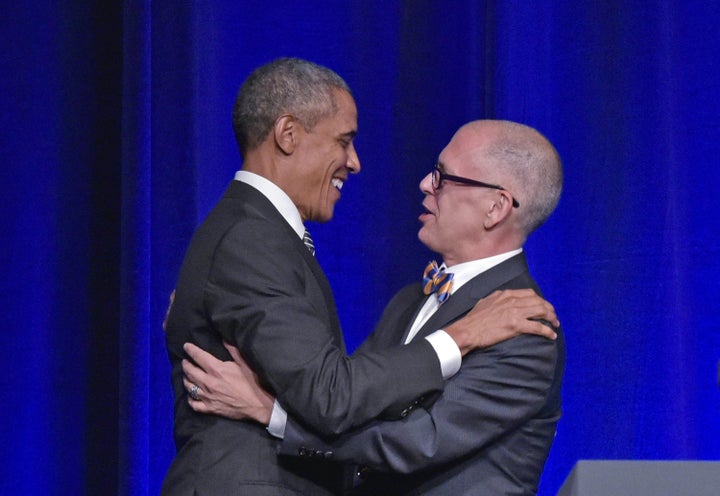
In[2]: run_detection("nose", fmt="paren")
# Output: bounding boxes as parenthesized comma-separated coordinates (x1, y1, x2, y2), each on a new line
(419, 171, 434, 194)
(346, 142, 361, 174)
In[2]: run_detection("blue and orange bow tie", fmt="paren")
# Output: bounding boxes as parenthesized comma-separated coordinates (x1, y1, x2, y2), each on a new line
(422, 261, 454, 304)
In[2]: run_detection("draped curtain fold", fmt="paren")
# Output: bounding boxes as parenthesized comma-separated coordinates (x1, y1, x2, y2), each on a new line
(1, 2, 718, 495)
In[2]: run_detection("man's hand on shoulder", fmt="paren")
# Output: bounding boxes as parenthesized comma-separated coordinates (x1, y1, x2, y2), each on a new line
(444, 289, 558, 356)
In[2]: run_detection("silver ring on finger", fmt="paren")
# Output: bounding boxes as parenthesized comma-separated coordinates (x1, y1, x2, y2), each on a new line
(188, 384, 201, 401)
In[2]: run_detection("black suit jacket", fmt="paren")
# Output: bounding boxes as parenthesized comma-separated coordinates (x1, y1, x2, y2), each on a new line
(162, 181, 444, 495)
(280, 253, 565, 495)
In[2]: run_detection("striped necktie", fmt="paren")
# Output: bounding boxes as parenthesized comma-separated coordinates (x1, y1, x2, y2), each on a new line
(302, 228, 315, 256)
(422, 260, 454, 304)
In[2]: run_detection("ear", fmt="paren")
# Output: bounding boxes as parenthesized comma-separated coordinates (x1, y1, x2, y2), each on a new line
(273, 114, 298, 155)
(483, 191, 514, 230)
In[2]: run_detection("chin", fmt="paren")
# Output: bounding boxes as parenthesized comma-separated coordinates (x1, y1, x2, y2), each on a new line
(315, 209, 335, 223)
(417, 228, 431, 246)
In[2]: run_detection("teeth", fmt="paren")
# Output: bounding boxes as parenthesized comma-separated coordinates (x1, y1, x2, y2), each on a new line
(331, 178, 344, 190)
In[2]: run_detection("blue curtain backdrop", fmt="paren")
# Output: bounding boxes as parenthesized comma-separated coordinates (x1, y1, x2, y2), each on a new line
(1, 1, 718, 495)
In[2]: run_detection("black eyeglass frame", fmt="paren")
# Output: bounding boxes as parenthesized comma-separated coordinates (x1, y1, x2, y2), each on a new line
(431, 163, 520, 208)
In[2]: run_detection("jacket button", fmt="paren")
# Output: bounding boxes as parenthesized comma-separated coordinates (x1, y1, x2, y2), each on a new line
(357, 465, 371, 479)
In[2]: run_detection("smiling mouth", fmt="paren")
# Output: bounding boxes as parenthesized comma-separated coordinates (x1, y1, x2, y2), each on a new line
(331, 178, 344, 191)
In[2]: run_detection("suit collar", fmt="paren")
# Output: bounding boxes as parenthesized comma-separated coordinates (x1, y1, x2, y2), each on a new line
(232, 172, 305, 238)
(223, 182, 322, 276)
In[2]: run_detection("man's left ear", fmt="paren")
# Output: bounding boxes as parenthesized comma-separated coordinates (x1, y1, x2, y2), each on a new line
(273, 114, 298, 155)
(483, 191, 514, 229)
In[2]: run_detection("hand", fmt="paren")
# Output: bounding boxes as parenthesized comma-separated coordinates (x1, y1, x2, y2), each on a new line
(162, 290, 175, 331)
(182, 341, 275, 424)
(444, 289, 559, 356)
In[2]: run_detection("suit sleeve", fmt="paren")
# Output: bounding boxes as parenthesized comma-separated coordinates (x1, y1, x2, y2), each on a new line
(278, 333, 558, 473)
(204, 220, 443, 437)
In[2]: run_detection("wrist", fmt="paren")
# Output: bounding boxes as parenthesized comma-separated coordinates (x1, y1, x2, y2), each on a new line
(443, 322, 472, 356)
(255, 393, 275, 425)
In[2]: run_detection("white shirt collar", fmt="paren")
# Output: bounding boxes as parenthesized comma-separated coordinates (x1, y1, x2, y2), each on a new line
(234, 170, 305, 239)
(443, 248, 523, 294)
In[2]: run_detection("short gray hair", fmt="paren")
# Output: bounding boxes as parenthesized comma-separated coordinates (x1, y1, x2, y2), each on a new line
(232, 58, 351, 156)
(486, 121, 563, 235)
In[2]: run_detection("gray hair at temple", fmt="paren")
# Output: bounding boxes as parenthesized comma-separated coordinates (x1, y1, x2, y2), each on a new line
(232, 57, 351, 156)
(487, 121, 563, 236)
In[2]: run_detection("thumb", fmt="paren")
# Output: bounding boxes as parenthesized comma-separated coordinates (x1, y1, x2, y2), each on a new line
(223, 341, 244, 365)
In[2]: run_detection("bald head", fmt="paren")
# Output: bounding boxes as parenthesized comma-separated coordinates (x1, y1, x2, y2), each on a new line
(456, 120, 563, 236)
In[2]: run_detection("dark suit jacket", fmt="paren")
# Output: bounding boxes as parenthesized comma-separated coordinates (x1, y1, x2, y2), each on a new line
(162, 181, 444, 496)
(279, 253, 565, 495)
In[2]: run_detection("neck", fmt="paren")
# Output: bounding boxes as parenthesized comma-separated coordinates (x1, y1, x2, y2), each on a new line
(442, 242, 523, 268)
(242, 147, 285, 185)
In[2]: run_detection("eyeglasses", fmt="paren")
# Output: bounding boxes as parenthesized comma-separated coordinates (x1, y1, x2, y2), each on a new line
(431, 163, 519, 208)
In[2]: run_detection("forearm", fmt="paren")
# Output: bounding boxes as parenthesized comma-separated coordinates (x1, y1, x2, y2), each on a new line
(279, 335, 558, 472)
(261, 337, 443, 436)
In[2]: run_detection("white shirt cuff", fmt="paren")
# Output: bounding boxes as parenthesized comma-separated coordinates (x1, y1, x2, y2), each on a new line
(425, 330, 462, 379)
(266, 400, 287, 439)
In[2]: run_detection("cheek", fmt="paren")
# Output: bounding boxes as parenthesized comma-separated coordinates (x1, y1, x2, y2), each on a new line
(436, 201, 467, 236)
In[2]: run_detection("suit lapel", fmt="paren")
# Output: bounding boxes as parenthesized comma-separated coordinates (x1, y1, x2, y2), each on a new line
(394, 286, 429, 345)
(225, 181, 344, 350)
(412, 253, 530, 341)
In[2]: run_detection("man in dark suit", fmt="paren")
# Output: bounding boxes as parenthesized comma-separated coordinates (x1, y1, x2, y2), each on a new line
(162, 57, 558, 496)
(184, 119, 565, 495)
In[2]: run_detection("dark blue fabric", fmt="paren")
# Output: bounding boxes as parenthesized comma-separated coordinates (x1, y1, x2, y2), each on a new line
(1, 1, 718, 495)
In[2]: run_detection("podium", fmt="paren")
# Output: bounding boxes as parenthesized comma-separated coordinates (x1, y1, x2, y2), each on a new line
(556, 460, 720, 496)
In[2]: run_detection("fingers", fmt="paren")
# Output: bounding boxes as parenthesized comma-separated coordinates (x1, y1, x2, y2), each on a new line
(182, 374, 209, 413)
(494, 290, 559, 340)
(525, 320, 557, 340)
(182, 374, 192, 392)
(183, 374, 200, 397)
(182, 343, 227, 414)
(182, 365, 216, 415)
(182, 357, 204, 387)
(183, 342, 222, 371)
(222, 342, 259, 381)
(189, 400, 209, 414)
(223, 340, 244, 364)
(489, 289, 559, 328)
